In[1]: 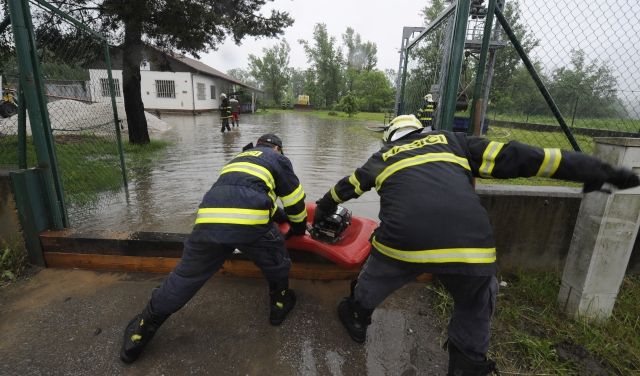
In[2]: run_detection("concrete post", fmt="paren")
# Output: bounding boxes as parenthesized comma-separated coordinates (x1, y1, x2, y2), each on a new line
(558, 137, 640, 321)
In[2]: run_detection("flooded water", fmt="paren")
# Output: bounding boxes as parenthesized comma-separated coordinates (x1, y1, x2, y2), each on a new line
(74, 112, 384, 233)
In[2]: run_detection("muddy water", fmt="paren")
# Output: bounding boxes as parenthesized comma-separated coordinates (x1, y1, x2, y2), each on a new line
(75, 112, 384, 233)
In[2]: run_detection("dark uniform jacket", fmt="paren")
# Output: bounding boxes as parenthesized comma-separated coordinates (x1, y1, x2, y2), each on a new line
(220, 97, 232, 119)
(192, 145, 307, 243)
(417, 102, 435, 127)
(318, 130, 617, 275)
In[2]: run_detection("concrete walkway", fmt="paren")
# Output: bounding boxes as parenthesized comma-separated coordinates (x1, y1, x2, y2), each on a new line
(0, 269, 448, 375)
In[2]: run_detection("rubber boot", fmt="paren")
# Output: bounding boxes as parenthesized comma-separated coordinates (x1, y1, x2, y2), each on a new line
(120, 303, 169, 363)
(269, 279, 296, 326)
(446, 340, 497, 376)
(337, 280, 373, 343)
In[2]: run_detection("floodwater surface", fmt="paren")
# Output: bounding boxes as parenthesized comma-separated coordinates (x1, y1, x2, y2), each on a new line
(72, 112, 384, 233)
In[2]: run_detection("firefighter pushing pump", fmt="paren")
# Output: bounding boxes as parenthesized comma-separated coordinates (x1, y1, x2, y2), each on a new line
(313, 114, 640, 375)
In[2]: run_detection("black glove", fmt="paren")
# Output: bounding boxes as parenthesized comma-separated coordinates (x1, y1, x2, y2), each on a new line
(607, 167, 640, 190)
(286, 220, 307, 239)
(583, 166, 640, 193)
(314, 198, 337, 226)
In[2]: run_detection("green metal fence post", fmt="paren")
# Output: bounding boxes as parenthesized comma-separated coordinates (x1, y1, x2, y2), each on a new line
(439, 0, 471, 131)
(17, 88, 27, 169)
(495, 8, 581, 152)
(104, 41, 129, 190)
(8, 0, 67, 228)
(469, 0, 496, 136)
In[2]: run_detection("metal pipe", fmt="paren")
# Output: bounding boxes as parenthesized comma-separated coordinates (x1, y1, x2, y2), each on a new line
(469, 0, 496, 136)
(18, 88, 27, 169)
(440, 0, 471, 131)
(104, 40, 129, 191)
(495, 8, 581, 151)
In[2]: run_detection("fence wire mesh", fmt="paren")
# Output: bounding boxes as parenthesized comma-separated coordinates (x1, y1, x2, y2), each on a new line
(0, 0, 127, 227)
(399, 0, 640, 172)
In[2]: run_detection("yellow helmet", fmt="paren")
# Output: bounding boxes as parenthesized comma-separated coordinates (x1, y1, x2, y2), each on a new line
(382, 115, 423, 143)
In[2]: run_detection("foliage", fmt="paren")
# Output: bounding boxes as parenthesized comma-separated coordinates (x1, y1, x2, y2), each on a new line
(549, 49, 623, 118)
(226, 67, 260, 89)
(343, 27, 377, 92)
(352, 70, 395, 112)
(299, 23, 344, 108)
(338, 91, 359, 117)
(248, 40, 291, 105)
(0, 242, 27, 283)
(428, 272, 640, 375)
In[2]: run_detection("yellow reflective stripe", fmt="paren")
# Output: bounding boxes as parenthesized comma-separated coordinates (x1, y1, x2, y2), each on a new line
(330, 186, 344, 203)
(195, 208, 270, 225)
(479, 141, 505, 178)
(536, 148, 562, 177)
(220, 162, 275, 190)
(375, 152, 471, 190)
(348, 173, 364, 196)
(372, 237, 496, 264)
(287, 207, 308, 223)
(280, 184, 305, 207)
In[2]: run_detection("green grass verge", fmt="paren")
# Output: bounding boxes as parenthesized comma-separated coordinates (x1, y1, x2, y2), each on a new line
(257, 108, 390, 123)
(0, 241, 27, 284)
(0, 134, 170, 206)
(427, 272, 640, 374)
(493, 113, 640, 132)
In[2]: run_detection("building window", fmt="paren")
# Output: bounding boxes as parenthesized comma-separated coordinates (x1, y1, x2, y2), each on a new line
(210, 85, 216, 99)
(156, 80, 176, 98)
(100, 78, 121, 97)
(197, 83, 206, 100)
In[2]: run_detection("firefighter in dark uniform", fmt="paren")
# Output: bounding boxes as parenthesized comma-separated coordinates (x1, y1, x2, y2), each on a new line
(416, 93, 436, 130)
(120, 134, 307, 363)
(220, 93, 232, 132)
(313, 115, 639, 375)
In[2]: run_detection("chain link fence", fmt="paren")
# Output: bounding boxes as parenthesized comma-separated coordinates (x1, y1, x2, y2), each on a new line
(398, 0, 640, 162)
(0, 0, 127, 227)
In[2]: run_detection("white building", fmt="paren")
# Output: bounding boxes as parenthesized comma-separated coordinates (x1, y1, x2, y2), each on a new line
(89, 45, 261, 113)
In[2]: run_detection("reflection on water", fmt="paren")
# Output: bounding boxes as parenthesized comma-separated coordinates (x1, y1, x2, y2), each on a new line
(73, 112, 384, 233)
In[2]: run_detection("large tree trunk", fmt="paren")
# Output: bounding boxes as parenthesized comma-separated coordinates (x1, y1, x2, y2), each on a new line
(122, 17, 149, 144)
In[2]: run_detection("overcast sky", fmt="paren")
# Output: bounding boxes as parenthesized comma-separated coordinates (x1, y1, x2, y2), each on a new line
(200, 0, 427, 74)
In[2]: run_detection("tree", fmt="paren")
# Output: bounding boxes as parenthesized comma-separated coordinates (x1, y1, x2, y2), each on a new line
(248, 40, 291, 106)
(549, 49, 622, 118)
(338, 91, 359, 117)
(353, 70, 395, 112)
(342, 27, 377, 91)
(227, 68, 259, 88)
(299, 23, 344, 108)
(490, 0, 540, 112)
(41, 0, 292, 144)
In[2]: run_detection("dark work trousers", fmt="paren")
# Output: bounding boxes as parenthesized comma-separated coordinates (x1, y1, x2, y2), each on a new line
(220, 118, 231, 132)
(354, 253, 498, 362)
(150, 225, 290, 316)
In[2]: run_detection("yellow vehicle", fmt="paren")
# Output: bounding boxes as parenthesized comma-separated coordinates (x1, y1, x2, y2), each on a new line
(297, 95, 309, 106)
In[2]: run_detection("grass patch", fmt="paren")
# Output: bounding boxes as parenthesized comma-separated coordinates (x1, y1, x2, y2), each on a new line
(259, 108, 389, 123)
(0, 241, 27, 284)
(0, 134, 170, 206)
(427, 272, 640, 374)
(493, 113, 640, 133)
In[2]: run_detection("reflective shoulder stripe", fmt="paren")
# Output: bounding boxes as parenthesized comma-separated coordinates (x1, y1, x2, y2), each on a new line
(348, 173, 364, 196)
(196, 208, 270, 225)
(287, 207, 308, 223)
(375, 152, 471, 190)
(479, 141, 505, 178)
(280, 184, 305, 207)
(535, 148, 562, 177)
(221, 162, 275, 190)
(330, 186, 344, 203)
(372, 237, 496, 264)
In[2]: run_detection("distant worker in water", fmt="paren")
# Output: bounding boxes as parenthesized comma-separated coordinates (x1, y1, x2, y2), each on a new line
(312, 114, 639, 375)
(120, 133, 308, 363)
(219, 93, 232, 132)
(416, 93, 436, 130)
(230, 95, 241, 127)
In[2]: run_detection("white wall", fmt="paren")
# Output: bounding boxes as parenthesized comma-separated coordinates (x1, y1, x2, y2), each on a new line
(88, 69, 230, 111)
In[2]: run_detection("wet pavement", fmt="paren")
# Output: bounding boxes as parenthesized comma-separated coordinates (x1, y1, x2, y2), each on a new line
(72, 112, 385, 233)
(0, 269, 448, 375)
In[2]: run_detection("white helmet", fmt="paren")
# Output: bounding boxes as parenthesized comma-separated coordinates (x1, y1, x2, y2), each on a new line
(382, 115, 424, 143)
(424, 94, 433, 102)
(221, 93, 227, 98)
